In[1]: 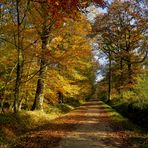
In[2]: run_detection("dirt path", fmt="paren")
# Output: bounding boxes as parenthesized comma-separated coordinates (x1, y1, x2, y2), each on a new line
(13, 101, 148, 148)
(57, 101, 123, 148)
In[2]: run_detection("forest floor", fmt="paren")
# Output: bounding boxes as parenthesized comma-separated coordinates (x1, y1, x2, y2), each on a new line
(11, 101, 148, 148)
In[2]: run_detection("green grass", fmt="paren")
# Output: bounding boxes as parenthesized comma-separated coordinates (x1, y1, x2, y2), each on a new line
(135, 75, 148, 101)
(100, 102, 141, 130)
(65, 98, 82, 107)
(55, 103, 74, 113)
(0, 111, 60, 146)
(89, 101, 148, 147)
(0, 102, 81, 147)
(131, 101, 148, 110)
(107, 99, 148, 131)
(101, 103, 127, 121)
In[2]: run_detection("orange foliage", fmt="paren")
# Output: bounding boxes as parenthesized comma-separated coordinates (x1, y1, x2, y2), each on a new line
(31, 0, 105, 27)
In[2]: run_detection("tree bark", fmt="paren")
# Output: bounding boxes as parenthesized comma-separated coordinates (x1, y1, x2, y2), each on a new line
(14, 60, 23, 112)
(58, 91, 64, 103)
(107, 51, 112, 102)
(31, 1, 51, 111)
(119, 57, 123, 98)
(32, 35, 47, 111)
(13, 0, 24, 112)
(127, 57, 133, 85)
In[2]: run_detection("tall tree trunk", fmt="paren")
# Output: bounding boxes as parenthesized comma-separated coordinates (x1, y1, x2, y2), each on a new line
(31, 1, 53, 111)
(14, 0, 24, 112)
(32, 36, 47, 111)
(107, 51, 112, 102)
(119, 57, 123, 98)
(58, 91, 64, 103)
(14, 59, 23, 112)
(127, 59, 133, 90)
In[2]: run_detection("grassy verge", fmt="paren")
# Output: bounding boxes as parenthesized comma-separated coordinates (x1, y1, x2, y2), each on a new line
(100, 102, 140, 131)
(0, 101, 82, 147)
(102, 101, 148, 147)
(107, 100, 148, 131)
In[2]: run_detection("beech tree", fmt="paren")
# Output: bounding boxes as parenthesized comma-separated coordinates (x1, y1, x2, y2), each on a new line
(42, 14, 96, 105)
(29, 0, 104, 110)
(0, 0, 104, 112)
(94, 0, 147, 100)
(0, 0, 34, 112)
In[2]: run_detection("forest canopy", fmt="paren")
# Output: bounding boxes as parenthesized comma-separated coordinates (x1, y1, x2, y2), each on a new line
(0, 0, 104, 112)
(0, 0, 147, 113)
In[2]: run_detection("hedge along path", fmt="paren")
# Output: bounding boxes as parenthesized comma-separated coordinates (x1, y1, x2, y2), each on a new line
(13, 101, 148, 148)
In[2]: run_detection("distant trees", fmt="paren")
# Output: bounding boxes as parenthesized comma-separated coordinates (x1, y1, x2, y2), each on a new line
(94, 0, 147, 101)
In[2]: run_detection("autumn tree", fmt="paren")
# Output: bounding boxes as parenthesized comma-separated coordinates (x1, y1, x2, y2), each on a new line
(32, 13, 97, 108)
(0, 0, 104, 112)
(29, 0, 104, 110)
(94, 0, 147, 100)
(0, 0, 35, 112)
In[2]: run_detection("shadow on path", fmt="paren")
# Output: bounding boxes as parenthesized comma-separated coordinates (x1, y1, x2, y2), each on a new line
(13, 101, 148, 148)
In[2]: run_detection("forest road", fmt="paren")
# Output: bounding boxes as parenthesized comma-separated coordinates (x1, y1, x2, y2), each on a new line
(15, 101, 148, 148)
(57, 101, 130, 148)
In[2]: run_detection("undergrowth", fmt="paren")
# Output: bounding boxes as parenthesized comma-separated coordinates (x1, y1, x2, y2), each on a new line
(100, 102, 139, 131)
(107, 99, 148, 131)
(0, 102, 81, 147)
